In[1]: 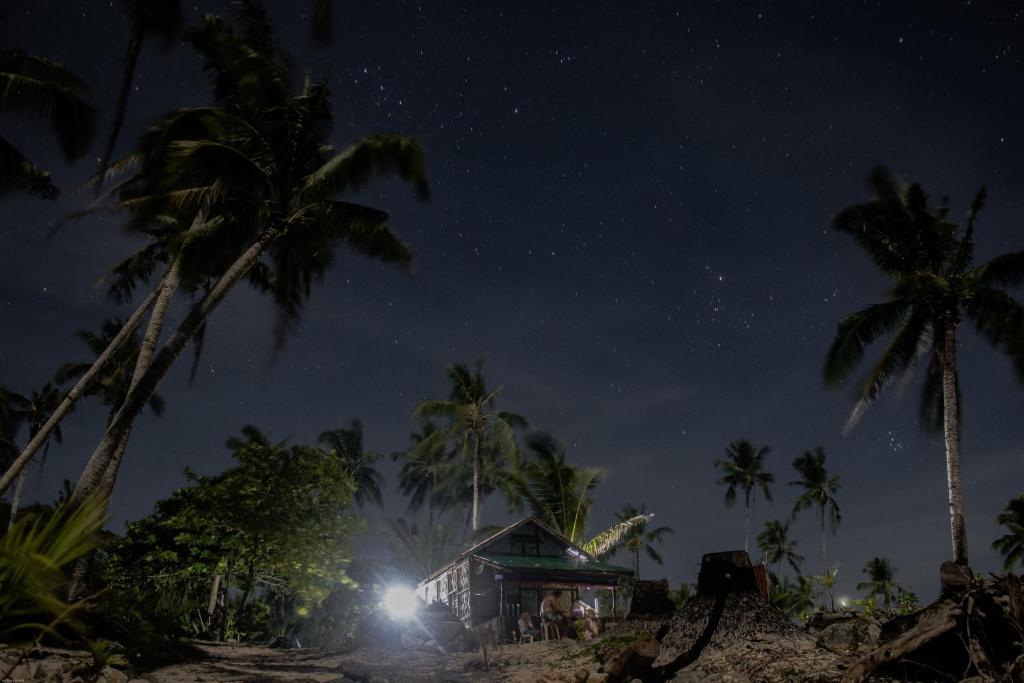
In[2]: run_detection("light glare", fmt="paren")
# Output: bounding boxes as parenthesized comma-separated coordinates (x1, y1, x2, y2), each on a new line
(382, 585, 419, 620)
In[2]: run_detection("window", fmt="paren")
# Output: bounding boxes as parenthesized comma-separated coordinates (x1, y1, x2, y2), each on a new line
(509, 529, 540, 556)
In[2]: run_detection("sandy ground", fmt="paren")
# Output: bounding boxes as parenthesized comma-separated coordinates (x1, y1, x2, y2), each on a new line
(141, 639, 597, 682)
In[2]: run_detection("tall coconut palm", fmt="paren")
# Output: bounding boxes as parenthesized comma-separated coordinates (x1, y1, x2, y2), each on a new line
(856, 557, 898, 610)
(394, 422, 457, 572)
(757, 519, 804, 581)
(0, 49, 95, 198)
(413, 359, 526, 530)
(713, 440, 774, 554)
(319, 420, 384, 508)
(615, 502, 672, 578)
(790, 447, 840, 609)
(67, 4, 429, 508)
(825, 167, 1024, 566)
(992, 495, 1024, 572)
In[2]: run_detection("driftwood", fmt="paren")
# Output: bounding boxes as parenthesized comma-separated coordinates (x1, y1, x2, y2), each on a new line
(842, 566, 1024, 683)
(840, 600, 958, 682)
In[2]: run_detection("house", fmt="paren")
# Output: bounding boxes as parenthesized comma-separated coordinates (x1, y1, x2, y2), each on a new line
(415, 517, 634, 636)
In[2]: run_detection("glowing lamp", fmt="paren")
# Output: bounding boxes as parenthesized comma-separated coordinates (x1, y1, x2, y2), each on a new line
(382, 585, 419, 620)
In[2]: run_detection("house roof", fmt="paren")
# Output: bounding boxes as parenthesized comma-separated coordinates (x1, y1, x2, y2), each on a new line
(417, 516, 622, 586)
(475, 553, 633, 575)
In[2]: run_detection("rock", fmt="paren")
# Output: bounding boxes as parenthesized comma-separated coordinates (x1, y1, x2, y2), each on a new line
(586, 674, 609, 683)
(815, 619, 877, 654)
(97, 666, 130, 683)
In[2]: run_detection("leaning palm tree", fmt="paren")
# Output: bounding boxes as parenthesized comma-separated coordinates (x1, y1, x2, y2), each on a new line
(319, 420, 384, 508)
(790, 447, 840, 609)
(992, 495, 1024, 572)
(615, 502, 673, 578)
(825, 167, 1024, 566)
(66, 4, 429, 508)
(713, 440, 774, 554)
(413, 359, 526, 530)
(0, 49, 95, 199)
(56, 319, 166, 425)
(757, 519, 804, 581)
(856, 557, 898, 611)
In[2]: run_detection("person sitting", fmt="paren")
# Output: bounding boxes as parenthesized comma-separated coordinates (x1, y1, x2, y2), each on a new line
(517, 609, 540, 641)
(540, 590, 568, 638)
(582, 608, 600, 640)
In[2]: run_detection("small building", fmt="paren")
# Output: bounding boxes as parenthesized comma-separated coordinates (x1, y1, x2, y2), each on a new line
(415, 517, 634, 636)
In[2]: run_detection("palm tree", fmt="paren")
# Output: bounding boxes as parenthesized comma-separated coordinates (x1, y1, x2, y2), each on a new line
(66, 5, 429, 508)
(825, 167, 1024, 566)
(96, 0, 339, 191)
(857, 557, 898, 611)
(413, 359, 526, 530)
(615, 502, 673, 578)
(319, 420, 384, 508)
(713, 440, 774, 554)
(790, 447, 840, 609)
(992, 495, 1024, 571)
(504, 432, 600, 543)
(394, 422, 457, 572)
(4, 384, 65, 530)
(56, 319, 166, 425)
(0, 49, 95, 198)
(502, 432, 649, 560)
(757, 519, 804, 581)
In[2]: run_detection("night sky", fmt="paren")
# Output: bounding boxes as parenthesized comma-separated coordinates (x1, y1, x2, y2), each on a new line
(3, 1, 1024, 602)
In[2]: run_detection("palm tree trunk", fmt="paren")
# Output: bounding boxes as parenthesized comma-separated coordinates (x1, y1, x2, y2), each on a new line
(941, 314, 968, 565)
(743, 489, 751, 554)
(427, 477, 435, 575)
(96, 26, 144, 195)
(97, 255, 182, 500)
(471, 432, 481, 531)
(635, 548, 640, 578)
(70, 223, 283, 506)
(0, 288, 158, 496)
(6, 469, 26, 531)
(820, 503, 827, 610)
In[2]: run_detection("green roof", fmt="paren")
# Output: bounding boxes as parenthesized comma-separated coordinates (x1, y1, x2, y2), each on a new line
(477, 553, 633, 575)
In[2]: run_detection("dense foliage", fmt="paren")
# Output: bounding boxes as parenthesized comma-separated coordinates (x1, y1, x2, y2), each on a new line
(102, 428, 363, 644)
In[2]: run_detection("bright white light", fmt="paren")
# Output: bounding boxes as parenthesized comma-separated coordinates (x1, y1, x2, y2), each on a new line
(839, 597, 849, 608)
(382, 586, 419, 620)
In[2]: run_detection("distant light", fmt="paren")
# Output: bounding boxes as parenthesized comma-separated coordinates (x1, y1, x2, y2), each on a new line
(382, 586, 419, 620)
(839, 597, 849, 608)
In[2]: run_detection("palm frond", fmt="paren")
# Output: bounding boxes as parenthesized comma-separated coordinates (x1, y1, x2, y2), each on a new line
(823, 299, 911, 386)
(298, 133, 429, 204)
(0, 49, 96, 160)
(582, 514, 651, 560)
(0, 136, 58, 199)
